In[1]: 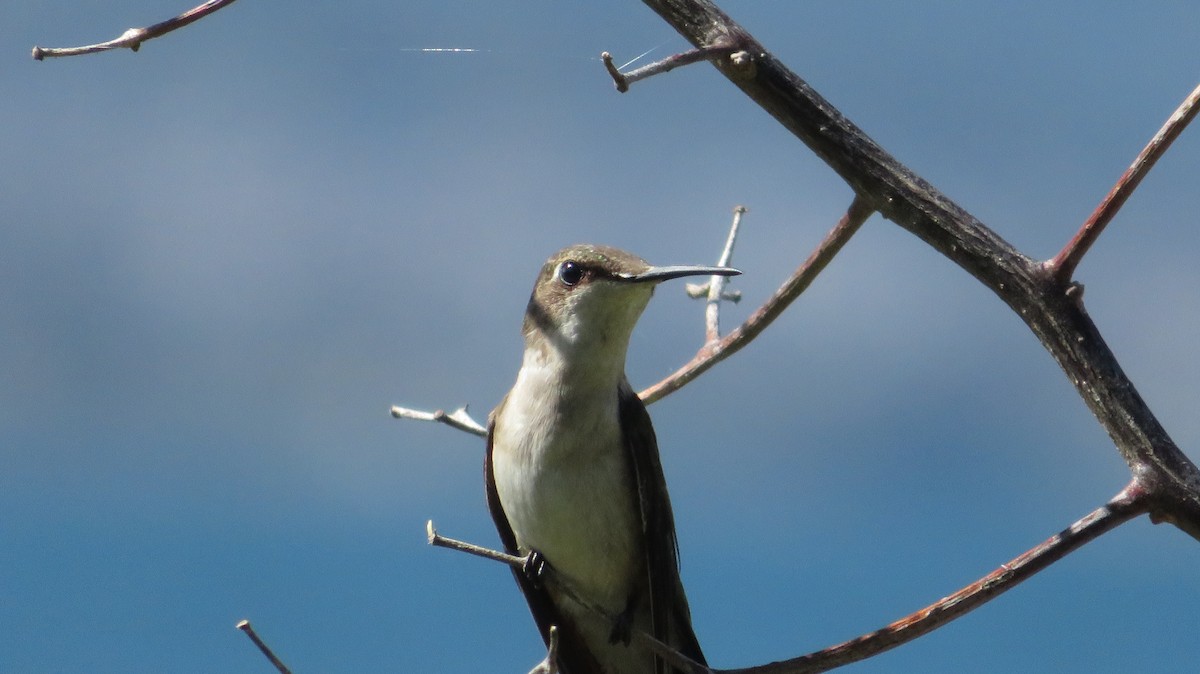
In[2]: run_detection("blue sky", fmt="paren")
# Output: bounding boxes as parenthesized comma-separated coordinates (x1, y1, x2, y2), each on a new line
(3, 2, 1199, 672)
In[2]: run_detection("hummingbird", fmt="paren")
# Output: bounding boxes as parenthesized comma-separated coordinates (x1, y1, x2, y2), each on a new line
(485, 244, 740, 674)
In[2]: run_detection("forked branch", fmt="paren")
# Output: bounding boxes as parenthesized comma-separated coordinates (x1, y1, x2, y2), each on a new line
(638, 0, 1200, 539)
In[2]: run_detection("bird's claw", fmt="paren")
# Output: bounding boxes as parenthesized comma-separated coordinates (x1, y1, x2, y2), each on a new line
(522, 549, 549, 588)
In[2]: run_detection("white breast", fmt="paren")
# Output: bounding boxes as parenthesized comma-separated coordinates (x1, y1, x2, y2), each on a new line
(491, 349, 641, 612)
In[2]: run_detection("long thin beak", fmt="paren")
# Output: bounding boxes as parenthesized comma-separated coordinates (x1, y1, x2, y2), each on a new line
(619, 264, 741, 283)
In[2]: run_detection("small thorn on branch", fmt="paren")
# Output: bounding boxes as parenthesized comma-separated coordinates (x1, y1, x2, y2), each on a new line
(236, 620, 292, 674)
(602, 43, 739, 93)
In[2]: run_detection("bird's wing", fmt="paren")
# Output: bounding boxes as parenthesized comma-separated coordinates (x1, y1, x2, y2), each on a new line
(618, 379, 707, 672)
(485, 400, 603, 674)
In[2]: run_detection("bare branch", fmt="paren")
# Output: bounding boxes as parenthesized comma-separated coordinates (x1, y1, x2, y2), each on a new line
(236, 620, 292, 674)
(390, 405, 488, 438)
(698, 205, 748, 343)
(1046, 81, 1200, 281)
(640, 195, 873, 405)
(32, 0, 239, 60)
(637, 0, 1200, 541)
(602, 45, 739, 93)
(427, 520, 526, 567)
(719, 483, 1148, 674)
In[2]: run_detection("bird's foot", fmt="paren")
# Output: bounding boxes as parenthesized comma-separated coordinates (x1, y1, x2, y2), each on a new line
(522, 549, 549, 588)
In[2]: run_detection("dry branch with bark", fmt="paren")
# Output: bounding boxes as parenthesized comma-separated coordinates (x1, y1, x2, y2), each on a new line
(33, 2, 1199, 673)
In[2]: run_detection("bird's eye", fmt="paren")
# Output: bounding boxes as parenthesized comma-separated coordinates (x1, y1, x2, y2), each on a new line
(558, 260, 585, 286)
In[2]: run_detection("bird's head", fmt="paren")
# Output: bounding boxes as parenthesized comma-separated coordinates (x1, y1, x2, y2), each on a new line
(522, 244, 739, 364)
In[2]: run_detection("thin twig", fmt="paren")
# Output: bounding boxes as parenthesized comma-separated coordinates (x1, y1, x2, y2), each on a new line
(32, 0, 239, 60)
(427, 520, 526, 567)
(1046, 81, 1200, 281)
(640, 195, 873, 405)
(528, 626, 561, 674)
(703, 206, 747, 343)
(390, 405, 488, 437)
(236, 620, 293, 674)
(602, 44, 737, 93)
(720, 482, 1149, 673)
